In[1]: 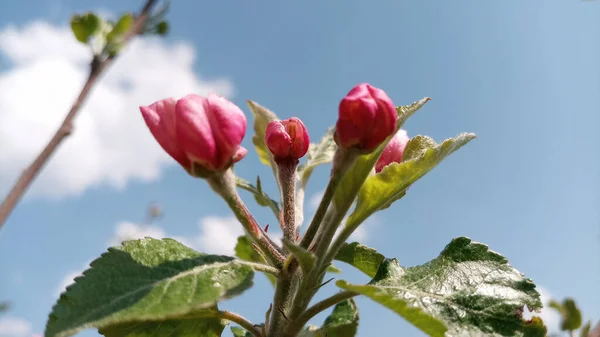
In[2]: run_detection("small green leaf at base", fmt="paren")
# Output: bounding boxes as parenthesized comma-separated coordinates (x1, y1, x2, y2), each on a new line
(347, 133, 476, 229)
(231, 326, 252, 337)
(333, 98, 433, 216)
(247, 100, 279, 167)
(337, 237, 545, 337)
(236, 176, 281, 220)
(45, 238, 254, 337)
(299, 299, 359, 337)
(282, 238, 316, 274)
(334, 242, 385, 278)
(234, 235, 277, 286)
(297, 127, 337, 180)
(320, 299, 359, 337)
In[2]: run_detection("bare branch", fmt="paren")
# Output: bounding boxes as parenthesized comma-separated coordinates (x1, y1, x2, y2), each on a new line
(0, 0, 160, 229)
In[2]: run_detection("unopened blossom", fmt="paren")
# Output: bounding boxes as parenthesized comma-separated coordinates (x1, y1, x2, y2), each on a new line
(375, 129, 410, 173)
(266, 117, 310, 162)
(335, 83, 398, 153)
(140, 93, 247, 175)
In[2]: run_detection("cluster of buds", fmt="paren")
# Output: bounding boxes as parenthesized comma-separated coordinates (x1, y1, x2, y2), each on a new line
(139, 83, 412, 336)
(140, 83, 409, 180)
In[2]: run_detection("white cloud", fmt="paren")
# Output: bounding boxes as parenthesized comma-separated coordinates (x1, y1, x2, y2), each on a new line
(331, 215, 378, 244)
(185, 216, 245, 255)
(0, 21, 233, 198)
(56, 215, 250, 295)
(108, 221, 167, 247)
(0, 317, 32, 337)
(108, 216, 246, 255)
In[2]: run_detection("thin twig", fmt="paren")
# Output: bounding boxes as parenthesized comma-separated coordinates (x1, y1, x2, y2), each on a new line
(218, 310, 264, 337)
(0, 0, 159, 230)
(590, 322, 600, 337)
(240, 261, 280, 277)
(209, 170, 285, 268)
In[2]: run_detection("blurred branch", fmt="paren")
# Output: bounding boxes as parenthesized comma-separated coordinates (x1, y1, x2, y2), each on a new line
(590, 322, 600, 337)
(0, 302, 9, 313)
(0, 0, 160, 230)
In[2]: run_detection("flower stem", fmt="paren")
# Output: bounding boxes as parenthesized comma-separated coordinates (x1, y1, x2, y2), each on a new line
(266, 160, 303, 337)
(217, 310, 264, 337)
(267, 274, 296, 337)
(299, 148, 356, 249)
(274, 149, 357, 337)
(276, 160, 299, 242)
(209, 169, 285, 268)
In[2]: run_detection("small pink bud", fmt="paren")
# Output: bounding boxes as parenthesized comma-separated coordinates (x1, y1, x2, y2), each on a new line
(140, 93, 247, 175)
(335, 83, 398, 153)
(265, 117, 310, 161)
(375, 129, 410, 173)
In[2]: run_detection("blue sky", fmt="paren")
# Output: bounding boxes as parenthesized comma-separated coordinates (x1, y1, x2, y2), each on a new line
(0, 0, 599, 336)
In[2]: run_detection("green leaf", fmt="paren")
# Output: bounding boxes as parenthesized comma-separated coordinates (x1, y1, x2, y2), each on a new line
(45, 238, 254, 337)
(297, 127, 337, 180)
(247, 100, 278, 167)
(99, 312, 225, 337)
(105, 13, 134, 56)
(581, 321, 592, 337)
(234, 235, 276, 286)
(320, 299, 359, 337)
(282, 238, 316, 274)
(559, 298, 583, 331)
(346, 133, 476, 229)
(0, 302, 9, 313)
(333, 98, 431, 211)
(396, 97, 431, 129)
(337, 237, 544, 337)
(230, 326, 251, 337)
(236, 176, 281, 221)
(106, 13, 134, 43)
(70, 13, 101, 43)
(156, 21, 169, 36)
(327, 264, 342, 273)
(299, 299, 359, 337)
(334, 242, 385, 278)
(548, 300, 562, 312)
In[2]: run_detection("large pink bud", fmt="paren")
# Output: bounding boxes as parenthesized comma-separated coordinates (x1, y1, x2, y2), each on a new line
(375, 129, 410, 173)
(140, 93, 247, 176)
(266, 117, 310, 162)
(335, 83, 398, 153)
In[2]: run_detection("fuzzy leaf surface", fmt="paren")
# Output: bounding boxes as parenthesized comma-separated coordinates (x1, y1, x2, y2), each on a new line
(337, 237, 545, 337)
(45, 238, 254, 337)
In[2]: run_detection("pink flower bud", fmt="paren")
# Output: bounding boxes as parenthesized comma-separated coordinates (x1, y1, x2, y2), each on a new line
(375, 129, 410, 173)
(140, 93, 247, 175)
(266, 117, 310, 161)
(335, 83, 398, 153)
